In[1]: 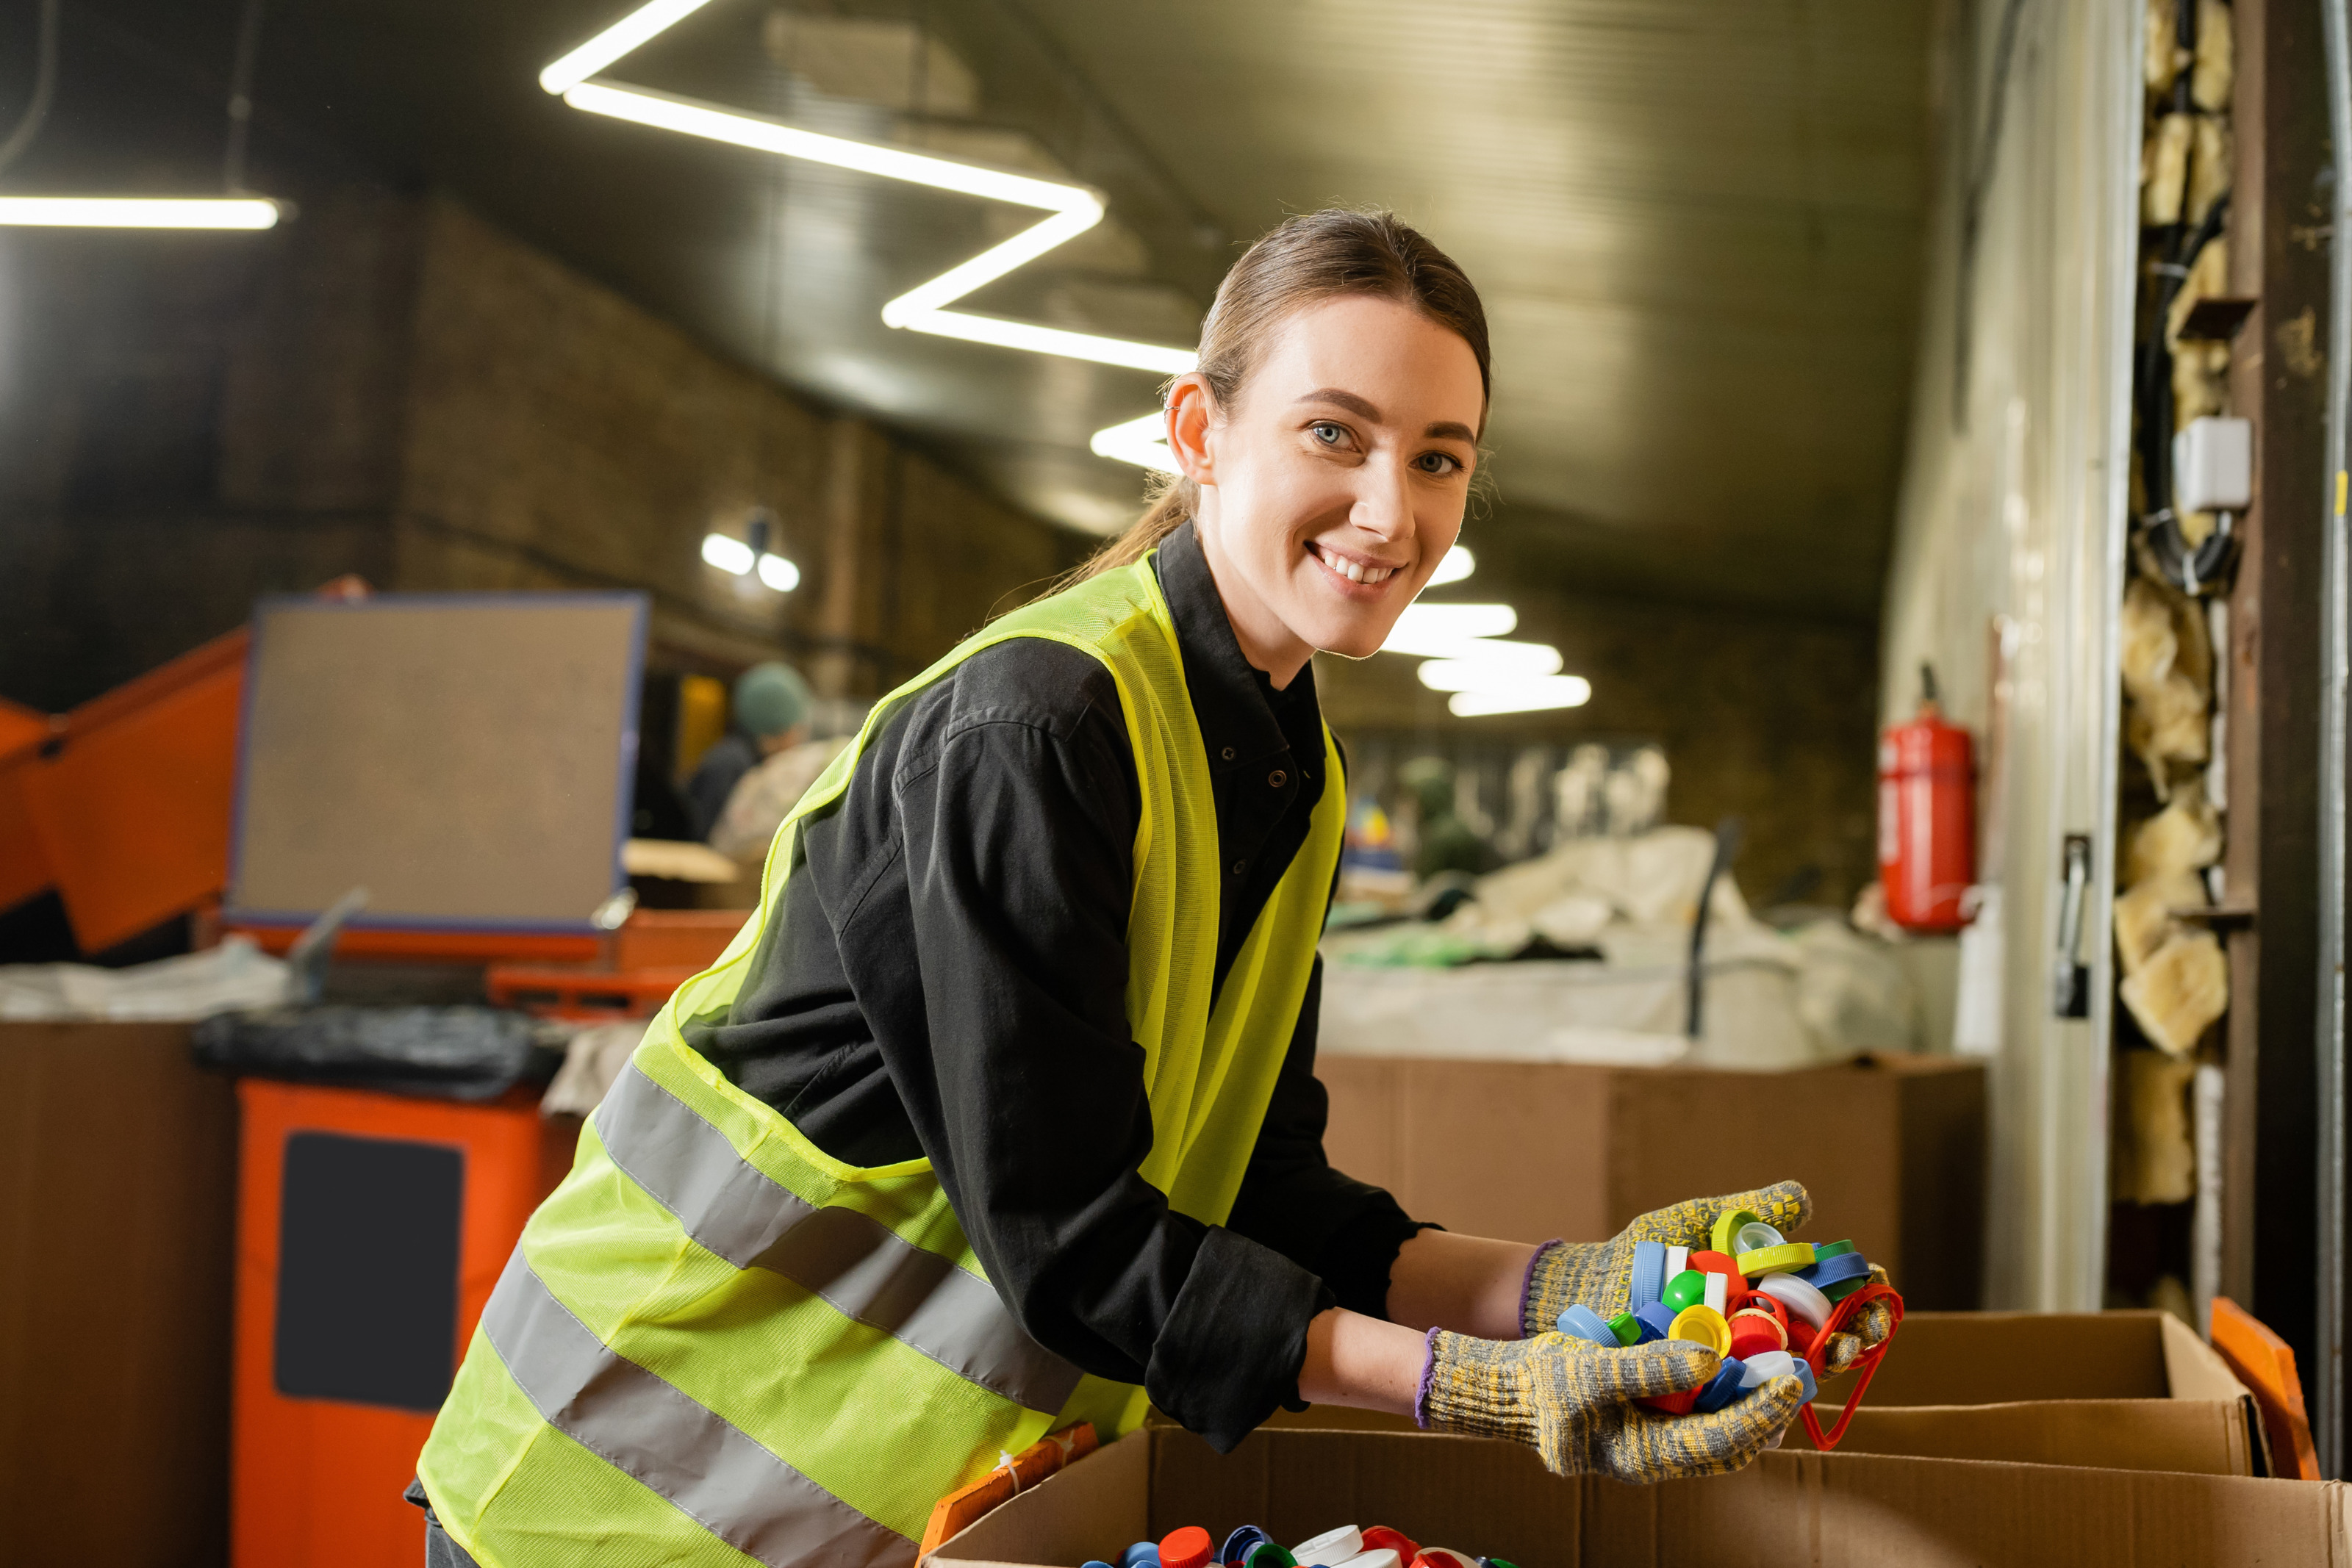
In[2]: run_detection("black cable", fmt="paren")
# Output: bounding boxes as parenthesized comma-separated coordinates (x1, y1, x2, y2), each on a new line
(0, 0, 62, 177)
(223, 0, 266, 193)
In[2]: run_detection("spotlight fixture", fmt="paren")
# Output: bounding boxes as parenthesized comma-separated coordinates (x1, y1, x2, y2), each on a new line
(703, 510, 799, 592)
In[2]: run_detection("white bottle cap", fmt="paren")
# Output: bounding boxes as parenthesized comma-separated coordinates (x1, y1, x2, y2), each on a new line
(1293, 1527, 1363, 1567)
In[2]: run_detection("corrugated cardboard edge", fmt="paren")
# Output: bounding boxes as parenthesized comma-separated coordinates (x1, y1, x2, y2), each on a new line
(2159, 1309, 2275, 1475)
(933, 1429, 2352, 1567)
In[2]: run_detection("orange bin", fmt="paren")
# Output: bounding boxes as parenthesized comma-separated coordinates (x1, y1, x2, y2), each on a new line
(232, 1080, 570, 1568)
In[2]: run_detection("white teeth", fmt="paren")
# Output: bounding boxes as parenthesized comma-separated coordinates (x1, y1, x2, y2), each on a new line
(1345, 558, 1365, 582)
(1313, 544, 1394, 586)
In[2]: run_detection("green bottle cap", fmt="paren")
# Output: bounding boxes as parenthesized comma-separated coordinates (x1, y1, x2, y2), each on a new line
(1815, 1240, 1857, 1261)
(1607, 1310, 1642, 1345)
(1662, 1269, 1708, 1313)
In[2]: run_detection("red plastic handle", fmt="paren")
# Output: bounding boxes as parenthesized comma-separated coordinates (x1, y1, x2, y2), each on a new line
(1799, 1281, 1904, 1451)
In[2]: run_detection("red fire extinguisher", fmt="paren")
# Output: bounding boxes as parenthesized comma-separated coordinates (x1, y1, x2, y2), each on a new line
(1878, 664, 1975, 932)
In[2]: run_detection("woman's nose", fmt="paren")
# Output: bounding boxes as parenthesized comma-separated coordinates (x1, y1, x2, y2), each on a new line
(1349, 456, 1415, 539)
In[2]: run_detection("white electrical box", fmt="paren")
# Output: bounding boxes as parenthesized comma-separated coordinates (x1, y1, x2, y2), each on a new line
(2173, 416, 2253, 512)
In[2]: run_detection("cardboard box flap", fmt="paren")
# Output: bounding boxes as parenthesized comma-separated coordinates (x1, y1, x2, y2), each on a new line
(934, 1428, 2352, 1568)
(2160, 1310, 2257, 1403)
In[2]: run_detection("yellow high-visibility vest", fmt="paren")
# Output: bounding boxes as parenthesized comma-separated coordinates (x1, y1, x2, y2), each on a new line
(416, 552, 1346, 1567)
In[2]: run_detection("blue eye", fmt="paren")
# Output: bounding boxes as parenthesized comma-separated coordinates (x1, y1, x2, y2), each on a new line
(1310, 422, 1345, 445)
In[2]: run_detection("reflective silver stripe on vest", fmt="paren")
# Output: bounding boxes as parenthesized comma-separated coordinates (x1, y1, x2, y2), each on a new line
(481, 1248, 914, 1568)
(595, 1062, 1084, 1414)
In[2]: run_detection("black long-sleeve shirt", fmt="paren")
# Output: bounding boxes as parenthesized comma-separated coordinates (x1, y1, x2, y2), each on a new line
(681, 522, 1424, 1449)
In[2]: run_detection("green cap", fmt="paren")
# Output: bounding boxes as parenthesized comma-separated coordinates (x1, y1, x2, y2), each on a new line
(733, 661, 811, 739)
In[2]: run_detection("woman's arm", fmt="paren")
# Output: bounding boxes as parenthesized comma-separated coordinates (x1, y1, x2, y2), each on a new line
(1294, 1231, 1542, 1417)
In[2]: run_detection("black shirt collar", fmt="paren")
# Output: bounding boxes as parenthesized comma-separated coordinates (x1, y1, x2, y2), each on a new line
(1152, 520, 1322, 772)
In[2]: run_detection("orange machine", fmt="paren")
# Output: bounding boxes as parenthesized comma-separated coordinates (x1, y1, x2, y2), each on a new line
(231, 1079, 571, 1568)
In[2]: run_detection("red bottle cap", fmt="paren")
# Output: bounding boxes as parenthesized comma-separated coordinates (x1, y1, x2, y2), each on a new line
(1161, 1527, 1213, 1568)
(1362, 1528, 1419, 1562)
(1728, 1314, 1785, 1361)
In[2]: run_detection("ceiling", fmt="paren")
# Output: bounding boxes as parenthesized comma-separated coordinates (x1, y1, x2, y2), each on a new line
(9, 0, 1932, 619)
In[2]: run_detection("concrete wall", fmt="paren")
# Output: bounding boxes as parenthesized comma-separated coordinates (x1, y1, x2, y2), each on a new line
(0, 190, 1085, 713)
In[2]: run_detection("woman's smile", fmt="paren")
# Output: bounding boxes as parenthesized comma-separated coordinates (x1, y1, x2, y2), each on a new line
(1305, 539, 1409, 594)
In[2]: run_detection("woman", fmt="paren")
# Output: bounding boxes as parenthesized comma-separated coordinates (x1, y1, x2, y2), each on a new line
(414, 211, 1890, 1568)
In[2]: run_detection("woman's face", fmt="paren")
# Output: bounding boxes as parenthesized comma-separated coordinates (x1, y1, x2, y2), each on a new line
(1172, 292, 1484, 681)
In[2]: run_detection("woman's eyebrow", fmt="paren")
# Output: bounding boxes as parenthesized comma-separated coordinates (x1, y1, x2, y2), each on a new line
(1424, 420, 1477, 442)
(1293, 387, 1383, 421)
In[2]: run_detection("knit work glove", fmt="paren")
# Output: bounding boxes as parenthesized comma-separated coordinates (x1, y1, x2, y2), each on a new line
(1519, 1180, 1896, 1375)
(1419, 1330, 1805, 1483)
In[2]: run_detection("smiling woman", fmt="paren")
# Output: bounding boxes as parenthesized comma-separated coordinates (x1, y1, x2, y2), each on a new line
(412, 209, 1841, 1568)
(1074, 209, 1492, 681)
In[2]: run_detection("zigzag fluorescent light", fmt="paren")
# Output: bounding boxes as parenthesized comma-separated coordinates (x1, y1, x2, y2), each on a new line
(539, 1, 1196, 387)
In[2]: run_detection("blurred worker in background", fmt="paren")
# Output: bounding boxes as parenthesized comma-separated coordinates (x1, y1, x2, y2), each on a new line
(414, 210, 1890, 1568)
(684, 659, 811, 841)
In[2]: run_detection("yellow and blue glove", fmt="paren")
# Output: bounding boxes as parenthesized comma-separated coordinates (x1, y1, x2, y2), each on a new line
(1418, 1329, 1805, 1482)
(1519, 1179, 1896, 1375)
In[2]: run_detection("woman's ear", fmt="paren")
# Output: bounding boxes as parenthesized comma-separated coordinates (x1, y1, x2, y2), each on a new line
(1165, 373, 1216, 486)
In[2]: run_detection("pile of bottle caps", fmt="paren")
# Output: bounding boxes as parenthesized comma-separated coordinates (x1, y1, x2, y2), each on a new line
(1552, 1207, 1879, 1417)
(1088, 1523, 1513, 1568)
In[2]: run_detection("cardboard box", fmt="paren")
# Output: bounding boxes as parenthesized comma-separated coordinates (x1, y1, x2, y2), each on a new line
(0, 1022, 239, 1566)
(1317, 1051, 1985, 1308)
(1797, 1309, 2269, 1476)
(933, 1427, 2351, 1568)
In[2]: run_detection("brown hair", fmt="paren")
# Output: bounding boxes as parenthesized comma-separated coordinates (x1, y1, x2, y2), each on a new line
(1069, 208, 1490, 583)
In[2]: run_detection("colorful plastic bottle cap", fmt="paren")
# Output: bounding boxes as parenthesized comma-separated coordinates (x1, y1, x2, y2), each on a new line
(1556, 1303, 1620, 1348)
(1688, 1248, 1743, 1283)
(1335, 1553, 1401, 1568)
(1813, 1239, 1857, 1261)
(1222, 1529, 1272, 1567)
(1727, 1310, 1786, 1360)
(1632, 1302, 1674, 1342)
(1710, 1207, 1760, 1256)
(1668, 1303, 1732, 1356)
(1086, 1561, 1118, 1567)
(1630, 1239, 1668, 1309)
(1796, 1359, 1819, 1403)
(1732, 1220, 1786, 1255)
(1482, 1559, 1523, 1568)
(1793, 1251, 1871, 1292)
(1823, 1275, 1870, 1303)
(1728, 1289, 1788, 1328)
(1638, 1387, 1702, 1415)
(1735, 1242, 1817, 1277)
(1293, 1528, 1362, 1567)
(1661, 1269, 1709, 1313)
(1607, 1310, 1643, 1346)
(1757, 1271, 1834, 1331)
(1122, 1544, 1162, 1568)
(1161, 1528, 1213, 1568)
(1786, 1316, 1818, 1356)
(1665, 1245, 1689, 1280)
(1244, 1546, 1297, 1568)
(1412, 1552, 1480, 1568)
(1691, 1358, 1747, 1414)
(1360, 1529, 1417, 1561)
(1738, 1349, 1797, 1388)
(1702, 1270, 1729, 1315)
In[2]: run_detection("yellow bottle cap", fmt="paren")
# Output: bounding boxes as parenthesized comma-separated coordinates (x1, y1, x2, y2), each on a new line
(1668, 1303, 1733, 1357)
(1710, 1208, 1760, 1256)
(1735, 1242, 1818, 1277)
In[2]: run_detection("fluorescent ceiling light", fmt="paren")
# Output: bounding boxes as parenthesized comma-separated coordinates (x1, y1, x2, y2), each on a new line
(1428, 546, 1474, 586)
(756, 553, 800, 591)
(546, 28, 1200, 376)
(540, 0, 722, 94)
(1447, 675, 1593, 717)
(1382, 603, 1518, 656)
(0, 196, 279, 229)
(1415, 643, 1566, 689)
(1091, 410, 1175, 471)
(701, 532, 753, 575)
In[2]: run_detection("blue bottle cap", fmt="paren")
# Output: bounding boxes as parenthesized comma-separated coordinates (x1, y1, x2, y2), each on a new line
(1792, 1251, 1871, 1291)
(1221, 1528, 1272, 1567)
(1084, 1562, 1117, 1567)
(1123, 1544, 1162, 1568)
(1796, 1359, 1819, 1404)
(1555, 1303, 1621, 1348)
(1630, 1240, 1668, 1309)
(1633, 1301, 1679, 1341)
(1691, 1358, 1746, 1414)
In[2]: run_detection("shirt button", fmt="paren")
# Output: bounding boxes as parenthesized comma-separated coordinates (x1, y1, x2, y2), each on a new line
(1221, 746, 1236, 760)
(1231, 860, 1246, 876)
(1268, 769, 1287, 788)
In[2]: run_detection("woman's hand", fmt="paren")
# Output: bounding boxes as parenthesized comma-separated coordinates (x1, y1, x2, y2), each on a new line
(1521, 1180, 1895, 1374)
(1419, 1331, 1804, 1483)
